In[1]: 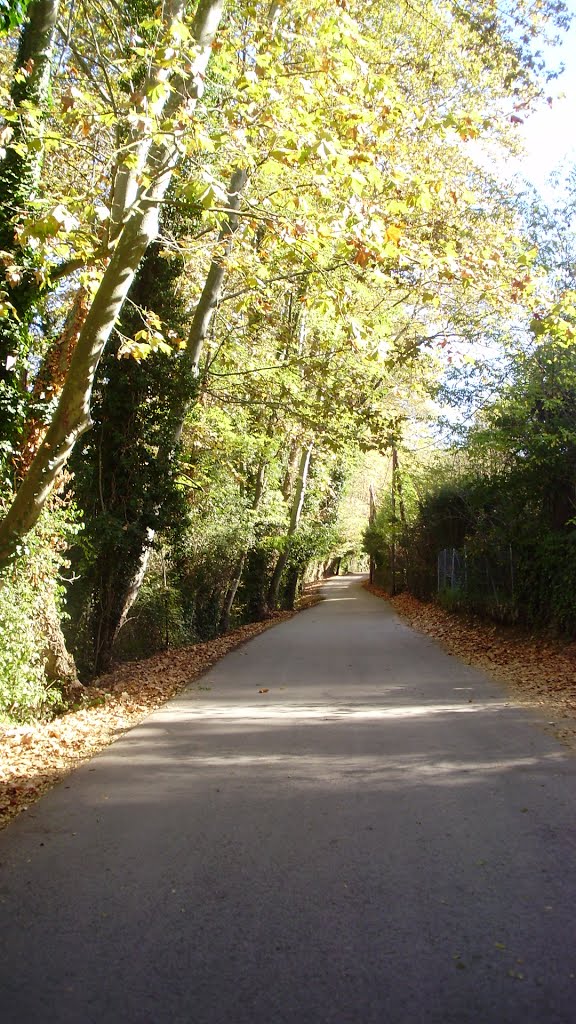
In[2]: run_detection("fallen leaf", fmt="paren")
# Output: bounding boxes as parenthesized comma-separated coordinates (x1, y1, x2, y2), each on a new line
(364, 583, 576, 751)
(0, 603, 314, 831)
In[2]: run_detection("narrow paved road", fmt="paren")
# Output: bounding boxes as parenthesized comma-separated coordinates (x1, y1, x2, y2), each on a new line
(2, 576, 576, 1023)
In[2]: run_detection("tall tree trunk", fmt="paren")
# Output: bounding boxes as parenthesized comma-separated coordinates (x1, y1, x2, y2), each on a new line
(0, 0, 59, 209)
(171, 167, 248, 438)
(0, 0, 60, 464)
(107, 0, 187, 243)
(92, 527, 155, 675)
(390, 446, 399, 595)
(219, 552, 247, 634)
(16, 287, 90, 478)
(218, 457, 267, 633)
(39, 591, 81, 693)
(369, 482, 376, 584)
(88, 167, 246, 675)
(267, 443, 313, 611)
(0, 2, 82, 686)
(0, 0, 226, 569)
(72, 236, 191, 676)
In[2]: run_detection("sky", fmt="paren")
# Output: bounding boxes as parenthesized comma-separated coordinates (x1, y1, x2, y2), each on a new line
(429, 3, 576, 436)
(516, 2, 576, 195)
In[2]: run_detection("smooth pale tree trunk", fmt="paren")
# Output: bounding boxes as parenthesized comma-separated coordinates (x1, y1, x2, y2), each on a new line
(0, 205, 162, 564)
(91, 167, 247, 674)
(0, 0, 226, 569)
(280, 438, 301, 500)
(172, 167, 249, 432)
(108, 0, 187, 243)
(219, 552, 247, 633)
(267, 443, 313, 611)
(219, 458, 267, 633)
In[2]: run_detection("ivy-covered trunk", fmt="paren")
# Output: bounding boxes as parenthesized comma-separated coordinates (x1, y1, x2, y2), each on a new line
(69, 241, 191, 676)
(0, 0, 60, 469)
(219, 457, 267, 632)
(85, 169, 247, 673)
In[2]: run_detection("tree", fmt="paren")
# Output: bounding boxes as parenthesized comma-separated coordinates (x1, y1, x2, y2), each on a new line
(0, 0, 226, 565)
(0, 0, 60, 470)
(0, 0, 569, 569)
(0, 0, 570, 705)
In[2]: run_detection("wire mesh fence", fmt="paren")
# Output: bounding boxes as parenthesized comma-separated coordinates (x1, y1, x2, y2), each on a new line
(437, 547, 466, 593)
(437, 545, 515, 616)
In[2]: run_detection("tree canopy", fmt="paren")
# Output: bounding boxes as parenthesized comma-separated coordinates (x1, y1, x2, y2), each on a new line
(0, 0, 572, 719)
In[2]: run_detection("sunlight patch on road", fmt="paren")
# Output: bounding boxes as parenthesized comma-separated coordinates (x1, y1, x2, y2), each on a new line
(99, 744, 565, 794)
(181, 751, 565, 789)
(165, 700, 512, 724)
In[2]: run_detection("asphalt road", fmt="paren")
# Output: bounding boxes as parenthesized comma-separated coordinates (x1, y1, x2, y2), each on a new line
(1, 575, 576, 1023)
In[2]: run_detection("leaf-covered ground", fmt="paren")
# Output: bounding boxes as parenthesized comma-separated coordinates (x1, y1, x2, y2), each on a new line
(365, 583, 576, 749)
(0, 605, 319, 831)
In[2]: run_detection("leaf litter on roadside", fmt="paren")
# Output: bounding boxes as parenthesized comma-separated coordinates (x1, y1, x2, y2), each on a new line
(364, 582, 576, 748)
(0, 610, 306, 831)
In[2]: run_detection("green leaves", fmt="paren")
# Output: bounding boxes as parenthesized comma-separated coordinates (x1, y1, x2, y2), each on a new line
(529, 292, 576, 344)
(0, 0, 32, 34)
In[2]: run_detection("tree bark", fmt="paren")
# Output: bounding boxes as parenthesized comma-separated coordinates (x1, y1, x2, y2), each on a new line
(0, 0, 60, 457)
(0, 0, 226, 569)
(16, 287, 90, 477)
(0, 0, 60, 239)
(171, 166, 248, 440)
(267, 443, 313, 611)
(390, 446, 398, 595)
(92, 527, 155, 675)
(89, 166, 247, 673)
(108, 0, 187, 244)
(369, 482, 376, 584)
(39, 591, 81, 694)
(218, 456, 266, 633)
(219, 551, 247, 634)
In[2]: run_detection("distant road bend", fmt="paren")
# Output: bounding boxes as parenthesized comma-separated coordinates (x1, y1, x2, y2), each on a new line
(1, 574, 576, 1023)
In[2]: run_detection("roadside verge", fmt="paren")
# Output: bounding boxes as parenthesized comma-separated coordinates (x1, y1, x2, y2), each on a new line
(365, 582, 576, 751)
(0, 596, 321, 831)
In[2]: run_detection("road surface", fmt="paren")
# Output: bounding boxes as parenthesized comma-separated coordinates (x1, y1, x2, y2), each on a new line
(1, 575, 576, 1023)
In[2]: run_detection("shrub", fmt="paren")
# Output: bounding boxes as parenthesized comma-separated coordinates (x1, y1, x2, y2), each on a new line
(0, 500, 78, 722)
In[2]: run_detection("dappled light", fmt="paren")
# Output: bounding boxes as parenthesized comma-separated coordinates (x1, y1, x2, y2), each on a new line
(1, 3, 576, 1021)
(158, 698, 511, 724)
(96, 735, 566, 795)
(3, 577, 576, 1024)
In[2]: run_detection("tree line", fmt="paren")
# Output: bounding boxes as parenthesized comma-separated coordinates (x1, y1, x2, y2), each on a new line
(0, 0, 571, 720)
(365, 171, 576, 632)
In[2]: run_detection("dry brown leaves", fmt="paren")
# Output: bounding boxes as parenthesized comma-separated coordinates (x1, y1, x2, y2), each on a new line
(0, 610, 303, 831)
(365, 582, 576, 749)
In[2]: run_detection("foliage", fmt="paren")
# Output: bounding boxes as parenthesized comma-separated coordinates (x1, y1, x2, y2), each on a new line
(0, 0, 573, 707)
(66, 237, 193, 674)
(0, 500, 76, 721)
(368, 330, 576, 634)
(0, 0, 31, 34)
